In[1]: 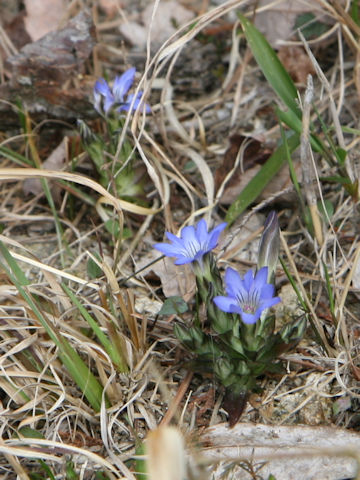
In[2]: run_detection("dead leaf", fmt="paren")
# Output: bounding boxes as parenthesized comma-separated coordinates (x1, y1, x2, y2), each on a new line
(215, 134, 271, 205)
(119, 1, 195, 49)
(254, 0, 313, 48)
(136, 248, 195, 299)
(278, 46, 315, 85)
(202, 422, 359, 480)
(23, 138, 68, 202)
(215, 134, 300, 206)
(24, 0, 66, 42)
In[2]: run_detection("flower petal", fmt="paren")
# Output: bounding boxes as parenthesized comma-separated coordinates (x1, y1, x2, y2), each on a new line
(153, 218, 227, 267)
(174, 256, 195, 265)
(207, 222, 227, 250)
(181, 225, 199, 256)
(165, 232, 186, 249)
(153, 242, 182, 258)
(214, 295, 241, 314)
(93, 91, 102, 114)
(120, 92, 151, 113)
(113, 67, 136, 102)
(241, 310, 260, 324)
(260, 296, 281, 310)
(224, 268, 242, 297)
(93, 78, 113, 113)
(242, 269, 255, 291)
(103, 94, 115, 114)
(94, 78, 111, 96)
(196, 218, 208, 243)
(260, 283, 275, 299)
(130, 92, 151, 113)
(253, 266, 268, 290)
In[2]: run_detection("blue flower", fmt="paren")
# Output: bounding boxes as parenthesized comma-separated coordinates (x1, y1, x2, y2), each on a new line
(153, 219, 227, 266)
(93, 67, 151, 115)
(213, 267, 280, 324)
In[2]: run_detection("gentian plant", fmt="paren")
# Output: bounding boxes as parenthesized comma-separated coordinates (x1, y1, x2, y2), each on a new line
(79, 67, 151, 209)
(94, 68, 151, 115)
(154, 212, 306, 425)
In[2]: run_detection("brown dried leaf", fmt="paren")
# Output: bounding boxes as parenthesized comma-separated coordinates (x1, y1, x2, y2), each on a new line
(215, 135, 271, 205)
(24, 0, 66, 42)
(119, 1, 195, 49)
(254, 0, 312, 47)
(278, 46, 315, 85)
(136, 249, 195, 299)
(216, 134, 301, 206)
(23, 138, 67, 201)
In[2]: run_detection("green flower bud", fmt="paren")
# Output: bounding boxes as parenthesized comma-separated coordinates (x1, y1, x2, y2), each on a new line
(214, 357, 233, 383)
(257, 211, 280, 283)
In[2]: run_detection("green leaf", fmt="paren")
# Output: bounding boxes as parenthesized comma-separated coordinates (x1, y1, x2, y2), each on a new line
(320, 175, 351, 185)
(322, 261, 335, 320)
(276, 108, 324, 153)
(295, 13, 329, 39)
(225, 134, 300, 226)
(66, 461, 79, 480)
(18, 427, 45, 439)
(351, 0, 360, 26)
(104, 219, 131, 239)
(335, 147, 347, 165)
(0, 242, 106, 411)
(36, 460, 56, 480)
(238, 13, 300, 117)
(134, 441, 147, 480)
(62, 283, 128, 373)
(159, 296, 189, 315)
(0, 146, 33, 166)
(0, 241, 30, 286)
(87, 252, 103, 279)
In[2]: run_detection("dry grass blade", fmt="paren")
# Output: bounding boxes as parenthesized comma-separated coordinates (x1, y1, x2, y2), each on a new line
(3, 438, 121, 475)
(280, 231, 335, 356)
(0, 168, 161, 215)
(300, 74, 323, 246)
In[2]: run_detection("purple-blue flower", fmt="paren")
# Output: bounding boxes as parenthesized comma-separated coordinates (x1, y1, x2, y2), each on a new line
(213, 267, 281, 324)
(153, 219, 227, 266)
(93, 67, 151, 115)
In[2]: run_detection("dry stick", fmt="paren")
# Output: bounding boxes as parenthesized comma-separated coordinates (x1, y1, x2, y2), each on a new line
(300, 74, 323, 247)
(160, 371, 194, 426)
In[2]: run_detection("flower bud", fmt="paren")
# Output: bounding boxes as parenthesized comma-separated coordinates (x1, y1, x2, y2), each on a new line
(214, 357, 233, 383)
(257, 211, 280, 283)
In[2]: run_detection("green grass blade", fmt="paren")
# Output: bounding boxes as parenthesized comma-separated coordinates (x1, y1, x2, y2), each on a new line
(322, 261, 336, 322)
(0, 146, 33, 166)
(225, 134, 300, 226)
(0, 241, 30, 286)
(279, 256, 308, 312)
(62, 283, 128, 373)
(276, 108, 324, 153)
(238, 13, 300, 117)
(279, 256, 328, 352)
(280, 124, 301, 199)
(0, 241, 106, 411)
